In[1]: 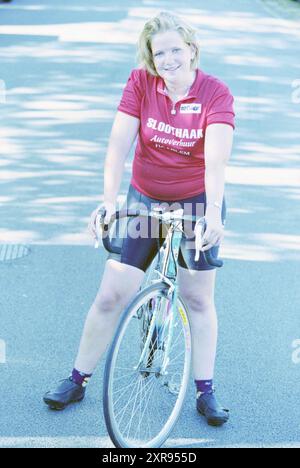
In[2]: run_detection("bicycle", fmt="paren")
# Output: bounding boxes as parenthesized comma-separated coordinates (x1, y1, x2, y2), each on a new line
(95, 206, 223, 448)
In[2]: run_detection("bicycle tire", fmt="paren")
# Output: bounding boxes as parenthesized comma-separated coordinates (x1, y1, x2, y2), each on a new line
(103, 281, 192, 448)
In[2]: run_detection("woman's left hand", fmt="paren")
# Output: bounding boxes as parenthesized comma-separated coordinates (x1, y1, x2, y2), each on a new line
(198, 207, 224, 252)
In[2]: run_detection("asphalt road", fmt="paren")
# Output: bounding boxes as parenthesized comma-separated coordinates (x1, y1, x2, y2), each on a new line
(0, 0, 300, 448)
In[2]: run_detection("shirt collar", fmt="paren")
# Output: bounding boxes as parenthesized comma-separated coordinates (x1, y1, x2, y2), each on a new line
(156, 69, 199, 99)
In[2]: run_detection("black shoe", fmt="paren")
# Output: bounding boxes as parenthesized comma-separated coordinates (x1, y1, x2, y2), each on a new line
(43, 377, 86, 410)
(196, 391, 229, 426)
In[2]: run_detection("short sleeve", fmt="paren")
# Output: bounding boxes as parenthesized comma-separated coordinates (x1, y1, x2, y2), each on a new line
(117, 69, 144, 119)
(206, 82, 235, 129)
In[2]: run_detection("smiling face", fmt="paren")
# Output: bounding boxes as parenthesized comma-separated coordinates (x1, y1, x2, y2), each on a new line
(151, 30, 195, 85)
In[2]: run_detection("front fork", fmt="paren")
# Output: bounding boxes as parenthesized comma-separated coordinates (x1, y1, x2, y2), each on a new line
(135, 284, 177, 376)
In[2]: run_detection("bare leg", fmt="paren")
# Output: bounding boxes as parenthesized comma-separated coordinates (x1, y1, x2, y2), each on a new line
(74, 259, 145, 374)
(178, 267, 217, 380)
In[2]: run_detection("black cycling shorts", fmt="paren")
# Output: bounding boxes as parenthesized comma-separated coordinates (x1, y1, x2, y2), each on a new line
(107, 184, 226, 272)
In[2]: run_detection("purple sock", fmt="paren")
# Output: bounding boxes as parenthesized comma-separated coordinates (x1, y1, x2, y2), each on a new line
(195, 379, 214, 396)
(71, 368, 92, 387)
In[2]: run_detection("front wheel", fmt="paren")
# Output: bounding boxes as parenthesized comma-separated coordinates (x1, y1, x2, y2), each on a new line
(103, 282, 192, 448)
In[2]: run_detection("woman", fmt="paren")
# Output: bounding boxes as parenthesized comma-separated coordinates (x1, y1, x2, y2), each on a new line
(44, 11, 235, 427)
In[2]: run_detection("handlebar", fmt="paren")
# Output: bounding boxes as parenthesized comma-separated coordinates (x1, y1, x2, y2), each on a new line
(95, 208, 223, 268)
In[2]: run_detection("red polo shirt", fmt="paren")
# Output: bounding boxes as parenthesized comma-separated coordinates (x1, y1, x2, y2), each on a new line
(117, 68, 235, 201)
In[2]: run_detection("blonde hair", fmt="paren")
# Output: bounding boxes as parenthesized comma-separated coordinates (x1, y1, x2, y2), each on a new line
(137, 11, 200, 76)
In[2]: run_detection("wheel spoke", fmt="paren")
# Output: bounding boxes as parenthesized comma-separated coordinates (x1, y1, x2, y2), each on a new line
(104, 285, 192, 447)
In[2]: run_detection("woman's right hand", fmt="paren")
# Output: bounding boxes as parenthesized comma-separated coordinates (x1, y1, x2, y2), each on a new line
(88, 201, 116, 241)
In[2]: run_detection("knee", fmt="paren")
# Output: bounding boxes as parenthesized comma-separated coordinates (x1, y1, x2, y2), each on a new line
(94, 290, 123, 314)
(184, 294, 216, 332)
(183, 293, 215, 314)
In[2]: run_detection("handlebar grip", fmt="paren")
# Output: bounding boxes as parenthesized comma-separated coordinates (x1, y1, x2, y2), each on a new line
(102, 230, 120, 254)
(99, 209, 142, 255)
(196, 217, 224, 268)
(203, 250, 223, 268)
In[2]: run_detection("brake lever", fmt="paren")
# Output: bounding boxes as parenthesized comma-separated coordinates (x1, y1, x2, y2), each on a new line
(194, 217, 224, 268)
(194, 217, 206, 261)
(94, 207, 106, 249)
